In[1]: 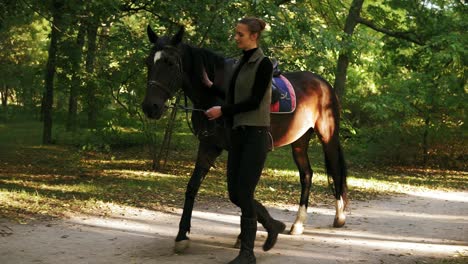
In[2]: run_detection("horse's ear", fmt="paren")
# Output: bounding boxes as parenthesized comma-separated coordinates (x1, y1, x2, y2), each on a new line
(147, 25, 158, 43)
(171, 26, 184, 46)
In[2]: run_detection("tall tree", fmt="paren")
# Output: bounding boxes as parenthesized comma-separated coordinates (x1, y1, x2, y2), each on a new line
(333, 0, 364, 100)
(66, 21, 86, 131)
(42, 0, 63, 144)
(1, 84, 9, 107)
(84, 19, 99, 129)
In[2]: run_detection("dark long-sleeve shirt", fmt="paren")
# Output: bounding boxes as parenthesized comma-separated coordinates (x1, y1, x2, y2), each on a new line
(212, 48, 272, 117)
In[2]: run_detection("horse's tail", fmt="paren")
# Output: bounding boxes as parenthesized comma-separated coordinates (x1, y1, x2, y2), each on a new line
(325, 141, 348, 210)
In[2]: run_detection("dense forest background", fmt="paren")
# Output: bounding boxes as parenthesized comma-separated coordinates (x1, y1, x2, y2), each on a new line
(0, 0, 466, 170)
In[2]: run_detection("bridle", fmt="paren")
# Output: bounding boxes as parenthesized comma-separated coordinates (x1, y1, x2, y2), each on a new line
(147, 45, 184, 99)
(147, 45, 215, 137)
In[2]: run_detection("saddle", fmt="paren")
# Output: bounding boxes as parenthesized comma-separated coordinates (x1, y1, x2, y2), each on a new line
(270, 59, 296, 114)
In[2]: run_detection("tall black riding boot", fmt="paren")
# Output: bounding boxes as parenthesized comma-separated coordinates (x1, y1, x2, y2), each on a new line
(254, 200, 286, 251)
(228, 217, 257, 264)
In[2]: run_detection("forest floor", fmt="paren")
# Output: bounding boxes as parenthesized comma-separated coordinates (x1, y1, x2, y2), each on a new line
(1, 121, 467, 263)
(1, 189, 467, 264)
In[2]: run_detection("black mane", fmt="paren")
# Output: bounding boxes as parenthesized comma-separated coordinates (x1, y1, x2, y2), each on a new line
(180, 44, 228, 109)
(183, 44, 226, 87)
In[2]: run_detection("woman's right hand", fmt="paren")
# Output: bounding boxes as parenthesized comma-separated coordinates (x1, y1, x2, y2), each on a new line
(202, 67, 213, 88)
(205, 106, 222, 120)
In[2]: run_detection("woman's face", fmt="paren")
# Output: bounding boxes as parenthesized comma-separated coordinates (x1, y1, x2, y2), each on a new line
(234, 23, 258, 50)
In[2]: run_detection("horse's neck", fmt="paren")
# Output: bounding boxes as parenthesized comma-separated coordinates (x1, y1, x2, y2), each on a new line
(181, 45, 222, 109)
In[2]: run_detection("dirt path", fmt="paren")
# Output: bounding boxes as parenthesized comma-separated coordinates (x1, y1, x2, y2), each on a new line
(1, 190, 467, 264)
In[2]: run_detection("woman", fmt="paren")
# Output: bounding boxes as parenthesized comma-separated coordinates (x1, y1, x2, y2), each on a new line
(204, 17, 285, 264)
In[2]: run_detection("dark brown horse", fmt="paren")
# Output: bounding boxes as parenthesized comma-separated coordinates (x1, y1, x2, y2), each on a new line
(141, 26, 348, 252)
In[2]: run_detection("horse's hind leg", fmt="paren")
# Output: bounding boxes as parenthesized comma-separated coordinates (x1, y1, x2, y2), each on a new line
(322, 137, 347, 227)
(289, 129, 314, 235)
(174, 141, 222, 253)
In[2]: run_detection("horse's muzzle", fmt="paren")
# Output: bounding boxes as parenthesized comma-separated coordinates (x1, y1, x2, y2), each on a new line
(142, 100, 163, 119)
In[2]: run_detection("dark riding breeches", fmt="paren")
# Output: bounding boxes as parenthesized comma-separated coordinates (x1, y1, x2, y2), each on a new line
(227, 126, 270, 218)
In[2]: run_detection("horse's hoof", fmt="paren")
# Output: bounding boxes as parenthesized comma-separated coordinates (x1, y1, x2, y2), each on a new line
(333, 216, 346, 228)
(289, 223, 304, 235)
(174, 239, 190, 253)
(233, 237, 241, 249)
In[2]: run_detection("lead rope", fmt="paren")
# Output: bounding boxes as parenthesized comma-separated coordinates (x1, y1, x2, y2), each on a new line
(184, 94, 198, 137)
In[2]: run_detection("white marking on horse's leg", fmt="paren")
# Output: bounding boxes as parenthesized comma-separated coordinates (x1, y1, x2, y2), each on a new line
(153, 51, 162, 63)
(290, 205, 307, 235)
(174, 239, 190, 253)
(333, 196, 346, 228)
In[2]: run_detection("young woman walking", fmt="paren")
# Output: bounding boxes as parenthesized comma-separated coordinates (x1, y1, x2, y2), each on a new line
(204, 17, 286, 264)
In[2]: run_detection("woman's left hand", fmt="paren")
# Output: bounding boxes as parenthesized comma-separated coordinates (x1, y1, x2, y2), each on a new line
(201, 67, 213, 88)
(205, 106, 222, 120)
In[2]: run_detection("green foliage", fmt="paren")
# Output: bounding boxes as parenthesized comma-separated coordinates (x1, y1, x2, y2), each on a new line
(53, 117, 150, 151)
(342, 0, 467, 169)
(0, 0, 466, 169)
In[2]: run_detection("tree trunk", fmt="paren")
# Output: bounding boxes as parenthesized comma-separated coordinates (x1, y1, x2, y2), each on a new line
(1, 84, 7, 107)
(85, 21, 98, 129)
(66, 22, 86, 131)
(42, 3, 62, 144)
(422, 116, 430, 166)
(333, 0, 364, 100)
(153, 95, 180, 170)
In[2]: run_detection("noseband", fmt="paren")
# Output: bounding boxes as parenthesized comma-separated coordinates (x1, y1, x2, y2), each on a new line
(147, 79, 173, 98)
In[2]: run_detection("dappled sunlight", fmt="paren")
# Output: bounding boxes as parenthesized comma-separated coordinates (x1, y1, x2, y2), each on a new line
(0, 189, 90, 220)
(406, 190, 468, 202)
(349, 167, 467, 191)
(263, 168, 298, 178)
(65, 199, 468, 262)
(0, 172, 80, 181)
(304, 229, 468, 255)
(348, 176, 428, 193)
(28, 145, 70, 151)
(0, 178, 97, 193)
(1, 124, 466, 263)
(85, 159, 146, 166)
(175, 132, 197, 136)
(101, 169, 178, 178)
(82, 158, 150, 172)
(310, 228, 466, 246)
(190, 209, 240, 225)
(352, 207, 467, 222)
(392, 166, 468, 177)
(263, 168, 329, 182)
(68, 205, 182, 237)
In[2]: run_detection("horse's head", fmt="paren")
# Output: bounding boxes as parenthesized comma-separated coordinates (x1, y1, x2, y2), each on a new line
(142, 25, 185, 119)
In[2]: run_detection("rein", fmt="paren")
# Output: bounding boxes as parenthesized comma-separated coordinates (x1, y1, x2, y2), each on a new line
(168, 103, 205, 112)
(167, 96, 217, 138)
(150, 45, 218, 138)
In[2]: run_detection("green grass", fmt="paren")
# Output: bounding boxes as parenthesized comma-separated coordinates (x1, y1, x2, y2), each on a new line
(0, 120, 466, 222)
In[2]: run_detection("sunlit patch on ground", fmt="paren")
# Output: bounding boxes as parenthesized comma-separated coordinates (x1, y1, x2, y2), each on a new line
(406, 190, 468, 202)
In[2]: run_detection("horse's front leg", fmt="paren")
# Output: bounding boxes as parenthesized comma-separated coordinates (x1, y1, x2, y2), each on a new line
(289, 131, 313, 235)
(174, 141, 222, 253)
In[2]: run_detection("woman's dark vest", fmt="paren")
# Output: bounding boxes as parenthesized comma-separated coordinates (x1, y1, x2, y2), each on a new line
(228, 48, 272, 128)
